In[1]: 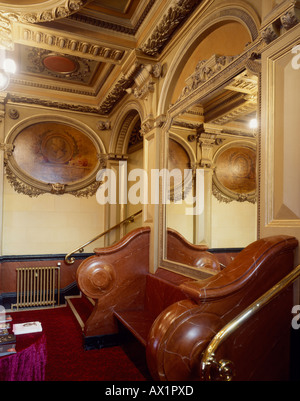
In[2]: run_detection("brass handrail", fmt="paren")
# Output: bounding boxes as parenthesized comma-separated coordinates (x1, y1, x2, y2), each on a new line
(200, 264, 300, 381)
(64, 210, 142, 265)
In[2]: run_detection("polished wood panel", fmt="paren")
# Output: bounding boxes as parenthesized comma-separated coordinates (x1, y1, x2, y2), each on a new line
(76, 227, 151, 337)
(76, 229, 298, 380)
(114, 273, 190, 346)
(167, 228, 221, 271)
(146, 235, 298, 381)
(0, 256, 81, 294)
(76, 226, 221, 338)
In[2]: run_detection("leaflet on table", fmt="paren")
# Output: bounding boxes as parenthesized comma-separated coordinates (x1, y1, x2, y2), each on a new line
(13, 321, 43, 335)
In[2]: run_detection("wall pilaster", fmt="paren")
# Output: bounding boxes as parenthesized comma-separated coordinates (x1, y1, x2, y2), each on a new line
(0, 94, 7, 256)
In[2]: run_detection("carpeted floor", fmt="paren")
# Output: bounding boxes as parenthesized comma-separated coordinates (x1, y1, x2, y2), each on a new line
(7, 304, 151, 381)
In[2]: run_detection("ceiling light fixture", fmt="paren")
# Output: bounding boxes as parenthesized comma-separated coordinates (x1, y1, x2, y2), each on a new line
(0, 49, 16, 91)
(249, 118, 258, 130)
(3, 58, 16, 74)
(0, 69, 10, 91)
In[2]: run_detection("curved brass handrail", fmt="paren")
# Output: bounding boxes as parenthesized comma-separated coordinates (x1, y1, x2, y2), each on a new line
(200, 264, 300, 381)
(64, 210, 142, 265)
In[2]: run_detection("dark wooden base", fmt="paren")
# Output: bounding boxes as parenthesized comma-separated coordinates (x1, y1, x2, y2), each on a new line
(83, 333, 121, 350)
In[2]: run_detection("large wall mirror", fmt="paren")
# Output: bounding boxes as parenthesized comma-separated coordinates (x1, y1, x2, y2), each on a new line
(160, 20, 261, 278)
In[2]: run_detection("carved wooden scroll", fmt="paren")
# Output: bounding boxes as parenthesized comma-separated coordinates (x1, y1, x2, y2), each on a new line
(76, 227, 297, 381)
(147, 235, 298, 381)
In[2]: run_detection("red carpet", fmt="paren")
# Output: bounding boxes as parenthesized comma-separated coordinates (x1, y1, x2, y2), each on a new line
(8, 305, 150, 381)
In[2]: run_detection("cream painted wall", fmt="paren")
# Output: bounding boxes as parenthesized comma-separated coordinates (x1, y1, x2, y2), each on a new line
(211, 196, 257, 248)
(171, 21, 251, 103)
(125, 146, 143, 234)
(1, 104, 108, 256)
(166, 189, 256, 249)
(2, 179, 105, 255)
(166, 201, 195, 244)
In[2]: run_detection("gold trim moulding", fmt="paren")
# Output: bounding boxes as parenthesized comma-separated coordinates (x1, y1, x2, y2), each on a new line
(200, 264, 300, 381)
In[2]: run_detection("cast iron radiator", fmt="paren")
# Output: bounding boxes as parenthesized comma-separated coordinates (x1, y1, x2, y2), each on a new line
(11, 266, 60, 310)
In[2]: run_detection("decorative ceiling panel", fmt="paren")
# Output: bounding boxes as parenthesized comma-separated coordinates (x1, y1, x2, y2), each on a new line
(1, 0, 204, 115)
(84, 0, 140, 18)
(18, 45, 101, 85)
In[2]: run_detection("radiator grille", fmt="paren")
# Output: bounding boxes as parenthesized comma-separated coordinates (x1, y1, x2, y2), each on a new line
(12, 266, 60, 310)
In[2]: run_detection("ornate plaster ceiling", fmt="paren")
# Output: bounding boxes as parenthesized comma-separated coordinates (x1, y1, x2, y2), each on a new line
(0, 0, 204, 116)
(0, 1, 150, 112)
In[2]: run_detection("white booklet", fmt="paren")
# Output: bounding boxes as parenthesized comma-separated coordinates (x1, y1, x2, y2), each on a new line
(13, 321, 43, 335)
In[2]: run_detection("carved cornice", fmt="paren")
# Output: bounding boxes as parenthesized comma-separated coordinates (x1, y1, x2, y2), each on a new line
(8, 95, 101, 115)
(0, 0, 157, 50)
(176, 55, 237, 103)
(212, 181, 257, 204)
(67, 0, 156, 36)
(261, 1, 300, 45)
(281, 5, 300, 30)
(132, 81, 154, 99)
(0, 0, 89, 23)
(140, 2, 260, 57)
(9, 63, 151, 115)
(98, 62, 144, 115)
(98, 74, 134, 115)
(0, 0, 90, 50)
(140, 0, 200, 56)
(169, 43, 261, 119)
(10, 77, 95, 97)
(210, 101, 257, 126)
(18, 25, 125, 63)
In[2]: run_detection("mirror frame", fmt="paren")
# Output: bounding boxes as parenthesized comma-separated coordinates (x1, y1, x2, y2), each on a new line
(159, 46, 262, 279)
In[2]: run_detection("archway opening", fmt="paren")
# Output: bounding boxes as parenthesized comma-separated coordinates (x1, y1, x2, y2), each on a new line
(171, 21, 252, 103)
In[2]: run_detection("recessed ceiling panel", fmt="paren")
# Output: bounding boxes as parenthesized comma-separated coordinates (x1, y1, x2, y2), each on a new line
(85, 0, 140, 18)
(17, 45, 101, 85)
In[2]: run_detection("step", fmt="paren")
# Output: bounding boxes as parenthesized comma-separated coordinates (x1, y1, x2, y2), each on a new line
(65, 294, 94, 330)
(114, 272, 190, 346)
(114, 309, 154, 347)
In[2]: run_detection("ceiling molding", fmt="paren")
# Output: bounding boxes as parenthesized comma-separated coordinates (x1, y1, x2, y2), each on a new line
(67, 0, 156, 36)
(139, 0, 201, 56)
(13, 21, 126, 63)
(0, 0, 91, 49)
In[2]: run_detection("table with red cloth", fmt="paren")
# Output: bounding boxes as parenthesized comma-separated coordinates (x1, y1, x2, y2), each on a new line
(0, 326, 47, 381)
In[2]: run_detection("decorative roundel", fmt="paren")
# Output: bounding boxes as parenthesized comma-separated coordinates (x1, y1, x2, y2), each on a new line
(213, 144, 256, 203)
(42, 55, 78, 75)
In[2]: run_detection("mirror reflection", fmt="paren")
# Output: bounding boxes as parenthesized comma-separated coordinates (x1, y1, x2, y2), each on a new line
(166, 68, 258, 266)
